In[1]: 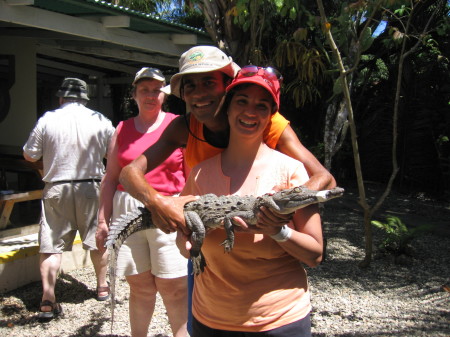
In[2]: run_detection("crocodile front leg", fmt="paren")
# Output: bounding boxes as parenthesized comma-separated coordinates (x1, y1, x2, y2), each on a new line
(184, 210, 206, 275)
(220, 216, 235, 252)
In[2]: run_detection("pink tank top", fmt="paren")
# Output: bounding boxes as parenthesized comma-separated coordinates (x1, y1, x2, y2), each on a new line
(116, 113, 185, 195)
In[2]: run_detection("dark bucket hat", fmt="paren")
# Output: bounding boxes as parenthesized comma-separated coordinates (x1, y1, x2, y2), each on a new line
(56, 78, 90, 101)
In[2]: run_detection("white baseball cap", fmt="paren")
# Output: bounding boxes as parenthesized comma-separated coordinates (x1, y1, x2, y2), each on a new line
(170, 45, 241, 98)
(133, 67, 166, 85)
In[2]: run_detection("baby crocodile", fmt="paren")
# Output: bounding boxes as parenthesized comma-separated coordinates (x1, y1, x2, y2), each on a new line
(105, 185, 344, 330)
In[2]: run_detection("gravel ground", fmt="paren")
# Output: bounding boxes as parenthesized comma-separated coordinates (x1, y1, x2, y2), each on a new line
(1, 186, 449, 337)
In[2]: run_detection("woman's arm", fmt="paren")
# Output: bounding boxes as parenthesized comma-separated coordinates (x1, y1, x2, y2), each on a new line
(96, 129, 121, 252)
(248, 166, 323, 267)
(244, 204, 323, 267)
(276, 204, 323, 267)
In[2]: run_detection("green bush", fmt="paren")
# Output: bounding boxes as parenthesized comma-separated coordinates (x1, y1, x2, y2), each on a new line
(371, 216, 433, 256)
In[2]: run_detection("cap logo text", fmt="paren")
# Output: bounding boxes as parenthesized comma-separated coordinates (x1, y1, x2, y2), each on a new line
(188, 51, 204, 62)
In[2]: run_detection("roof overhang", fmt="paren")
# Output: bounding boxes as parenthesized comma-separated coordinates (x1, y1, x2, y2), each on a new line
(0, 0, 213, 80)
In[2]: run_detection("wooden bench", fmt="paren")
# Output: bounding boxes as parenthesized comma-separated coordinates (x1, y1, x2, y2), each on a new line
(0, 190, 43, 229)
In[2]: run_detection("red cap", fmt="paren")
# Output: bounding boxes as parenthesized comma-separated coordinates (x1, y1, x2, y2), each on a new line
(225, 66, 281, 109)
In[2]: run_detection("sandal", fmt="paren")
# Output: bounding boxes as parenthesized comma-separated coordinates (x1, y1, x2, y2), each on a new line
(38, 300, 63, 319)
(97, 282, 110, 301)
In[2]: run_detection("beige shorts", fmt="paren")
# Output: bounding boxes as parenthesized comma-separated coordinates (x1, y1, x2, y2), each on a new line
(39, 181, 100, 253)
(112, 190, 188, 279)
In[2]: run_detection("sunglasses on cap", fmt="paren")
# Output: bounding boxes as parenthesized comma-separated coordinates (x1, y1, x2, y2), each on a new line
(238, 65, 283, 86)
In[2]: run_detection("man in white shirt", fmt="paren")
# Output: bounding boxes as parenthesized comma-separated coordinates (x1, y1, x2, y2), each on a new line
(23, 77, 115, 319)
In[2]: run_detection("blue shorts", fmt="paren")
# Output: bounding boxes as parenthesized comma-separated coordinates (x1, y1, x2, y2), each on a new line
(192, 313, 311, 337)
(188, 260, 194, 334)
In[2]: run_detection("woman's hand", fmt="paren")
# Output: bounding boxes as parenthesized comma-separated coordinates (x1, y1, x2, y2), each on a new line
(95, 220, 109, 253)
(257, 206, 294, 226)
(232, 206, 294, 236)
(232, 217, 287, 237)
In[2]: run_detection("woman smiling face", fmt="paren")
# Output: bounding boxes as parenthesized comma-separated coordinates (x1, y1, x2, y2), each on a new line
(227, 84, 275, 139)
(133, 79, 165, 115)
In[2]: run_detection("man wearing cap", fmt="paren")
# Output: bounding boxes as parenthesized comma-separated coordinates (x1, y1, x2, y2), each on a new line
(120, 45, 336, 234)
(23, 77, 115, 319)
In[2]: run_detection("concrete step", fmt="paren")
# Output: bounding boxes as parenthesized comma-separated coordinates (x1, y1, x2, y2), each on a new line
(0, 229, 91, 293)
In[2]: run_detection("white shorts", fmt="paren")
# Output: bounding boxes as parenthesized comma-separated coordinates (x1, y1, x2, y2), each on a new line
(112, 190, 188, 279)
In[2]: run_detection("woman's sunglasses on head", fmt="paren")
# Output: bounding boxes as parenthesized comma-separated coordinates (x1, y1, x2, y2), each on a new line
(239, 65, 283, 85)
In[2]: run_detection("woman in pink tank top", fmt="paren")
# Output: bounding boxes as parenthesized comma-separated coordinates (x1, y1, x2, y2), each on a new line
(96, 68, 188, 337)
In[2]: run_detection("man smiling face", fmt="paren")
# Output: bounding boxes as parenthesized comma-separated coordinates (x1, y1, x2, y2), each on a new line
(181, 71, 227, 125)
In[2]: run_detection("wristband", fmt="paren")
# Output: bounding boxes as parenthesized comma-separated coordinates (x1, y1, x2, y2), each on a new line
(270, 225, 292, 242)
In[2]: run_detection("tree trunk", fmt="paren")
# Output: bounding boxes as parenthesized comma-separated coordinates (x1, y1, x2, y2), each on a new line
(324, 98, 349, 171)
(317, 0, 438, 267)
(199, 0, 277, 65)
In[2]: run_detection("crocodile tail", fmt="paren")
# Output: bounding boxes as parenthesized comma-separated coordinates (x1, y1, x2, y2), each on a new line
(105, 207, 153, 249)
(105, 206, 154, 332)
